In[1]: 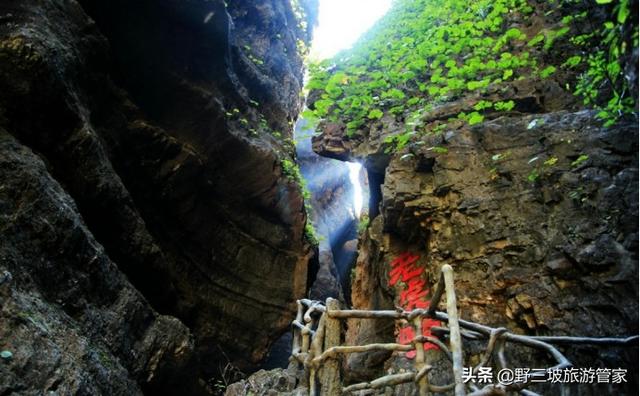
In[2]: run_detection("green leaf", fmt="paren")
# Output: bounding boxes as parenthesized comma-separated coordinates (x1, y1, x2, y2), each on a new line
(407, 97, 421, 106)
(618, 0, 630, 23)
(561, 55, 582, 69)
(368, 109, 384, 119)
(468, 112, 484, 125)
(301, 109, 316, 119)
(527, 34, 545, 47)
(571, 155, 589, 167)
(494, 100, 515, 111)
(474, 100, 493, 111)
(540, 65, 557, 78)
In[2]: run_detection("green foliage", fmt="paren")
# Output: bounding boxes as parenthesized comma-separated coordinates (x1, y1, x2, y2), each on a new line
(571, 154, 589, 167)
(306, 0, 637, 147)
(281, 158, 311, 201)
(306, 0, 539, 141)
(357, 214, 370, 234)
(281, 159, 313, 203)
(290, 0, 310, 36)
(540, 65, 557, 78)
(494, 100, 516, 111)
(383, 131, 415, 153)
(281, 158, 317, 244)
(368, 108, 384, 119)
(562, 55, 582, 69)
(305, 222, 319, 245)
(569, 0, 638, 126)
(474, 100, 493, 111)
(467, 112, 485, 125)
(281, 159, 301, 182)
(243, 45, 264, 66)
(526, 155, 559, 183)
(543, 156, 558, 166)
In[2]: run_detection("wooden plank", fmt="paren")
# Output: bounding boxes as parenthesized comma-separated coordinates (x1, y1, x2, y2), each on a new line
(320, 298, 341, 396)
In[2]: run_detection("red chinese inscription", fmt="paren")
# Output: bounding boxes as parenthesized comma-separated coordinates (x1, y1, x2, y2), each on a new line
(389, 252, 440, 358)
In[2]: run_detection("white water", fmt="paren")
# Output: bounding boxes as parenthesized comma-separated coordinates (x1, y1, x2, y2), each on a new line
(347, 161, 363, 218)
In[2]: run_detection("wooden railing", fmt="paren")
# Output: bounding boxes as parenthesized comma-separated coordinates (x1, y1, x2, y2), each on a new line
(289, 265, 638, 396)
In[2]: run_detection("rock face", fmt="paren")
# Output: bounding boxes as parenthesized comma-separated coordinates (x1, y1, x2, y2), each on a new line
(0, 0, 317, 393)
(224, 368, 308, 396)
(314, 105, 639, 392)
(307, 1, 638, 392)
(0, 129, 194, 395)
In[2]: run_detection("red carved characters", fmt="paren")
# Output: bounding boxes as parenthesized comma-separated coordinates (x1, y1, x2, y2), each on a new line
(389, 252, 440, 358)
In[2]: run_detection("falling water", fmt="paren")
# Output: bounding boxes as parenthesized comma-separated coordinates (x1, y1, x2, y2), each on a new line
(261, 117, 366, 369)
(295, 118, 366, 300)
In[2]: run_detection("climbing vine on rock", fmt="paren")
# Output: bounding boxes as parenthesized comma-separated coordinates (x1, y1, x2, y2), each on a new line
(306, 0, 538, 137)
(281, 158, 318, 245)
(567, 0, 638, 126)
(305, 0, 637, 151)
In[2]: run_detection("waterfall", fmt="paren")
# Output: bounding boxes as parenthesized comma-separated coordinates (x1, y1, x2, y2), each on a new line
(295, 118, 366, 302)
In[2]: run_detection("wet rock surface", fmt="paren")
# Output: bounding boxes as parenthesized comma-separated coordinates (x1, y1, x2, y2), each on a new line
(0, 0, 317, 393)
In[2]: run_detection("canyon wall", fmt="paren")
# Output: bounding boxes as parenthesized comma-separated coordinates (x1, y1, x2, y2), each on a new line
(316, 107, 639, 393)
(309, 1, 639, 394)
(0, 0, 317, 394)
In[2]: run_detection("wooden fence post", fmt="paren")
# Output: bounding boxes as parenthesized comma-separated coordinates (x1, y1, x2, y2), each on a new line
(321, 297, 341, 396)
(442, 264, 465, 396)
(413, 317, 429, 396)
(289, 300, 304, 370)
(309, 313, 326, 396)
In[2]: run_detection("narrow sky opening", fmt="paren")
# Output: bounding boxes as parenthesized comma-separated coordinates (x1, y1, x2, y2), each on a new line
(310, 0, 392, 60)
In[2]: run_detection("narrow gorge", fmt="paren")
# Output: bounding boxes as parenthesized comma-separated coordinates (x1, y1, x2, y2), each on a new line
(0, 0, 637, 395)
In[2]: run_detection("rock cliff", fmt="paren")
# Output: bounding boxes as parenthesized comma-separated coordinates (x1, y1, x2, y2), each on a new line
(0, 0, 317, 393)
(308, 0, 639, 394)
(333, 109, 639, 392)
